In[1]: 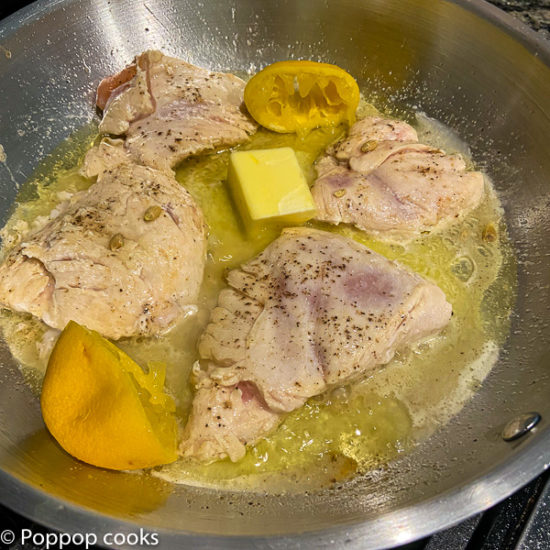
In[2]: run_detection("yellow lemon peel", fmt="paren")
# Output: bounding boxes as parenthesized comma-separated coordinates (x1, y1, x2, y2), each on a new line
(41, 321, 178, 470)
(244, 60, 360, 135)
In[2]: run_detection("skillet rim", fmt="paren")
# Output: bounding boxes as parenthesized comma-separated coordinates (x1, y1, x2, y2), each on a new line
(0, 0, 549, 547)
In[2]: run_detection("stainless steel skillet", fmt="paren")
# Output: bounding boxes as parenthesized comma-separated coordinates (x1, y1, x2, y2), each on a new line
(0, 1, 549, 548)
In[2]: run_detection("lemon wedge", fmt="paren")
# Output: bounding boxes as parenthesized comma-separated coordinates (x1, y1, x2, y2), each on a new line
(244, 60, 360, 134)
(41, 321, 178, 470)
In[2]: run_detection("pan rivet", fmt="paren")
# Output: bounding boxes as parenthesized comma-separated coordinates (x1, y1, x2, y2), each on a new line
(502, 412, 541, 441)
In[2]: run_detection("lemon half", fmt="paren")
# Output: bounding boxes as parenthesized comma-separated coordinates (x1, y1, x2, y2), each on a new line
(244, 60, 360, 134)
(41, 321, 178, 470)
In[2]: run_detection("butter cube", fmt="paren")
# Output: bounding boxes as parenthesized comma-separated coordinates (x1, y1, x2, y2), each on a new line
(227, 147, 316, 229)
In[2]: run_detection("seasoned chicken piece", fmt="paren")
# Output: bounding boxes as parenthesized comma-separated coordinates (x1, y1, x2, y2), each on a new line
(97, 50, 257, 172)
(79, 137, 130, 178)
(0, 162, 206, 340)
(181, 228, 452, 462)
(330, 116, 418, 161)
(312, 116, 484, 240)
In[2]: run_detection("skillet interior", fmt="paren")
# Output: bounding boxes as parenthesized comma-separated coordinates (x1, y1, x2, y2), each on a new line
(0, 0, 549, 548)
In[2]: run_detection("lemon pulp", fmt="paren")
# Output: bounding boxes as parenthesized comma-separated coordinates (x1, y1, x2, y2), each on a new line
(244, 60, 360, 134)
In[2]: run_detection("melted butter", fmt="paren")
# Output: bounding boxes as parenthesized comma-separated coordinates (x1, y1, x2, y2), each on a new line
(160, 390, 411, 490)
(0, 107, 516, 492)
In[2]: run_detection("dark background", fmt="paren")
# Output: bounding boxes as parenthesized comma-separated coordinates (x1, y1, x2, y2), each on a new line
(0, 0, 30, 20)
(0, 0, 549, 36)
(0, 1, 549, 549)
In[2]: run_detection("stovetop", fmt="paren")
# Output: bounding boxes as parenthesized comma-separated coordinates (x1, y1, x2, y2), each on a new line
(0, 1, 549, 549)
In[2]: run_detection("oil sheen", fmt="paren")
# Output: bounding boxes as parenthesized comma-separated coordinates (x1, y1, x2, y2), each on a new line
(0, 106, 516, 491)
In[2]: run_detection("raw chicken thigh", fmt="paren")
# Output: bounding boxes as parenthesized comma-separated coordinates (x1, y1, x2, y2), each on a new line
(0, 159, 206, 340)
(181, 228, 452, 462)
(311, 116, 484, 240)
(96, 50, 257, 173)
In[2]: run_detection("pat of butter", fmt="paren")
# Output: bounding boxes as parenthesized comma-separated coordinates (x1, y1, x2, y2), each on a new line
(228, 147, 316, 229)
